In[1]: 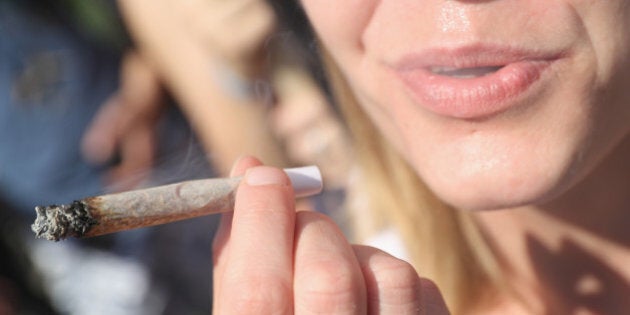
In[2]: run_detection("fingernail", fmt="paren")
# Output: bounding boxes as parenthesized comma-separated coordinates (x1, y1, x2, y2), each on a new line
(245, 166, 287, 186)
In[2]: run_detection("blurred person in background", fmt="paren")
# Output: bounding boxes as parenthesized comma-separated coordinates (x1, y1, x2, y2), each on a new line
(117, 0, 353, 222)
(113, 2, 356, 311)
(0, 1, 212, 314)
(117, 0, 351, 185)
(2, 0, 353, 314)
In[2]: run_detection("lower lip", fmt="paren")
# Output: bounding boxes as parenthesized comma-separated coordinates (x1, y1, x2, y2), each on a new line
(396, 60, 552, 119)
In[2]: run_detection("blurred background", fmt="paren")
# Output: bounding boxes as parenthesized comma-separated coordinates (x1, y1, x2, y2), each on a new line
(0, 0, 352, 314)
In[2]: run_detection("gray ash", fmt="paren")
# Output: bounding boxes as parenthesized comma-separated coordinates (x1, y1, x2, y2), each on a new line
(31, 201, 98, 241)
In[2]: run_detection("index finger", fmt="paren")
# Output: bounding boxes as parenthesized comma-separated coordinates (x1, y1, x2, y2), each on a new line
(216, 165, 296, 314)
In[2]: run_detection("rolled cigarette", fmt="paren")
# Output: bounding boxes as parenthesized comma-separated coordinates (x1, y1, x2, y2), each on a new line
(32, 166, 323, 242)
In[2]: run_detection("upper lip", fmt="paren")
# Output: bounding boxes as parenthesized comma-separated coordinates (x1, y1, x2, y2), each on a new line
(390, 44, 563, 71)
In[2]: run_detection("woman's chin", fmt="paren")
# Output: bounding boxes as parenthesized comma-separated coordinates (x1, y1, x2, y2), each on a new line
(432, 179, 556, 211)
(418, 160, 571, 211)
(406, 128, 588, 211)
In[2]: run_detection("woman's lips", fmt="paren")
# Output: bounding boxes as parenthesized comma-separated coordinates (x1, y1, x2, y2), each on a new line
(392, 47, 559, 119)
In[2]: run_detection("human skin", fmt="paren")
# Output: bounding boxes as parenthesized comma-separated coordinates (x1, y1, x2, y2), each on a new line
(114, 1, 446, 312)
(82, 51, 161, 190)
(117, 0, 288, 175)
(300, 0, 630, 312)
(212, 1, 630, 314)
(300, 0, 630, 211)
(212, 156, 451, 314)
(115, 0, 345, 181)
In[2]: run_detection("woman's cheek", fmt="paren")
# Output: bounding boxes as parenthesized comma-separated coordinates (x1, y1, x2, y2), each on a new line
(300, 0, 377, 52)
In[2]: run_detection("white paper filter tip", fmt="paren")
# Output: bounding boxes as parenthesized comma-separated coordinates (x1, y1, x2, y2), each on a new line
(284, 166, 323, 197)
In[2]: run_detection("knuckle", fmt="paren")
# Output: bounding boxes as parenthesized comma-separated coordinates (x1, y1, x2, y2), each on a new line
(373, 259, 420, 288)
(224, 274, 292, 314)
(296, 260, 362, 312)
(370, 258, 422, 305)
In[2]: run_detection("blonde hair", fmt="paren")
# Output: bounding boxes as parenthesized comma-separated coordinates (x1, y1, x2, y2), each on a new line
(322, 52, 506, 313)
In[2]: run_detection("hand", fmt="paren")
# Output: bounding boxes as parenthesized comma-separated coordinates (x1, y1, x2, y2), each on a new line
(212, 156, 451, 314)
(81, 51, 163, 190)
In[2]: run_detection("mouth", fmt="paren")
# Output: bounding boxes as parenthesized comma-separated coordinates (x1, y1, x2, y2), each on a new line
(391, 45, 562, 119)
(427, 65, 505, 78)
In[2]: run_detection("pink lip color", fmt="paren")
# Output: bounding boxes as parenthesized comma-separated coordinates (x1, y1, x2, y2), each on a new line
(393, 46, 558, 119)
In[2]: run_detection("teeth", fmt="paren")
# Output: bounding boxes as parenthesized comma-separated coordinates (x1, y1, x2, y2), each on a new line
(429, 66, 503, 78)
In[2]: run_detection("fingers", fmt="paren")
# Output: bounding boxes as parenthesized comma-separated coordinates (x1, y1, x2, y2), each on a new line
(81, 92, 155, 190)
(353, 245, 422, 314)
(213, 157, 449, 314)
(214, 162, 296, 314)
(214, 162, 369, 314)
(81, 93, 122, 165)
(81, 51, 162, 189)
(106, 120, 155, 190)
(212, 157, 261, 314)
(293, 211, 367, 314)
(212, 156, 261, 271)
(353, 245, 450, 315)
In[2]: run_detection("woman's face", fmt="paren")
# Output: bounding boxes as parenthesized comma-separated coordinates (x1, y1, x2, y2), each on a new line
(301, 0, 630, 210)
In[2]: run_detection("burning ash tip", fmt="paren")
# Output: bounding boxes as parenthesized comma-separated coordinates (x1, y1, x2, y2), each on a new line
(31, 201, 98, 242)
